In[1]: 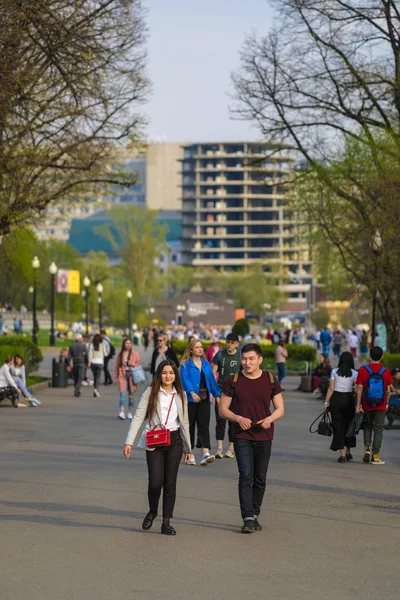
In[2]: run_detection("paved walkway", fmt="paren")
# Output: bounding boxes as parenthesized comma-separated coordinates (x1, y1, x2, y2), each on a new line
(1, 377, 399, 600)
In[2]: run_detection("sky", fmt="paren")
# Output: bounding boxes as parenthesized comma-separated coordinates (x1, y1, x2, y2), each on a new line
(144, 0, 275, 143)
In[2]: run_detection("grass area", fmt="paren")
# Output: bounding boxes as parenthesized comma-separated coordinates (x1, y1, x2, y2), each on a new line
(262, 358, 310, 373)
(26, 376, 49, 386)
(34, 330, 123, 348)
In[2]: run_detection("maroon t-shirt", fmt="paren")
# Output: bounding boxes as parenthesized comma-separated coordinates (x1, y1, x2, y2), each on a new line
(222, 370, 281, 441)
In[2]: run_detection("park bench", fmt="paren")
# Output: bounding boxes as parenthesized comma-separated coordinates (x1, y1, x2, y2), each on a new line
(0, 387, 19, 407)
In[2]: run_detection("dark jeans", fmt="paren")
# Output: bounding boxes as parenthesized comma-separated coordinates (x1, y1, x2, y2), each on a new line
(329, 392, 355, 451)
(215, 401, 234, 443)
(91, 364, 103, 390)
(364, 410, 386, 454)
(146, 431, 183, 519)
(277, 363, 285, 383)
(103, 357, 112, 384)
(72, 363, 86, 394)
(188, 400, 211, 449)
(234, 438, 272, 520)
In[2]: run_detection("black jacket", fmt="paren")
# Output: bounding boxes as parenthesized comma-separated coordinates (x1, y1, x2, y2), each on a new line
(150, 346, 179, 375)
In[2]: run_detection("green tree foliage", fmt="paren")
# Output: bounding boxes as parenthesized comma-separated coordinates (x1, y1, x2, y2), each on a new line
(0, 0, 148, 235)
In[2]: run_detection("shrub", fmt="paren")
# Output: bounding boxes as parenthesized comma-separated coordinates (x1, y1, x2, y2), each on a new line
(0, 337, 43, 374)
(232, 319, 250, 338)
(382, 353, 400, 371)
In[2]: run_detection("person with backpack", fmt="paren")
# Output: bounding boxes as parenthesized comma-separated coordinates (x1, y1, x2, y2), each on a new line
(355, 346, 393, 465)
(101, 329, 114, 385)
(219, 343, 285, 534)
(320, 328, 332, 357)
(324, 352, 357, 463)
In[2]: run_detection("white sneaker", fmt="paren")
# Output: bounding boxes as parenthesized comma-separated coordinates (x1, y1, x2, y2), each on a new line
(127, 413, 133, 420)
(31, 398, 41, 405)
(118, 412, 126, 420)
(201, 453, 215, 466)
(187, 454, 196, 465)
(93, 389, 100, 398)
(81, 380, 89, 387)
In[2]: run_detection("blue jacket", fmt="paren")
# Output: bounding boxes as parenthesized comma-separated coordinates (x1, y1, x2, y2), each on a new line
(180, 358, 220, 403)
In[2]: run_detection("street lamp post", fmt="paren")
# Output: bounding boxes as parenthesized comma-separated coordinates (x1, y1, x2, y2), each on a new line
(83, 276, 91, 336)
(96, 283, 103, 330)
(49, 262, 58, 346)
(127, 290, 132, 339)
(31, 256, 40, 345)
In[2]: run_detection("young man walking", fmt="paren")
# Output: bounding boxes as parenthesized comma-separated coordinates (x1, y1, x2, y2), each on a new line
(219, 343, 284, 533)
(356, 346, 392, 465)
(67, 333, 88, 397)
(212, 333, 241, 458)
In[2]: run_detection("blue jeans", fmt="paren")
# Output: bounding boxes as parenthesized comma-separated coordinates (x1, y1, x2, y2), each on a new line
(234, 438, 272, 519)
(119, 372, 135, 409)
(277, 363, 285, 383)
(13, 377, 33, 399)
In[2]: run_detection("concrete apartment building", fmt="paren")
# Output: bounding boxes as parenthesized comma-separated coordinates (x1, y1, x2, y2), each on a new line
(180, 141, 312, 311)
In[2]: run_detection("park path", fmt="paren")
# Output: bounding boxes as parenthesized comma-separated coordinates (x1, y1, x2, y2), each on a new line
(0, 377, 399, 600)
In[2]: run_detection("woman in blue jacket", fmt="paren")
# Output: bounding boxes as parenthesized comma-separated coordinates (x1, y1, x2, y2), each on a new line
(180, 339, 221, 466)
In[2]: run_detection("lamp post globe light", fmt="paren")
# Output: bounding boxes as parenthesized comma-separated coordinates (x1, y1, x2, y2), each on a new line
(96, 283, 103, 330)
(127, 290, 133, 339)
(31, 256, 40, 345)
(49, 262, 58, 346)
(83, 276, 91, 336)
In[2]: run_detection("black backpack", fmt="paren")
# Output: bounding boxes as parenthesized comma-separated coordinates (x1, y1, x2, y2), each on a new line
(108, 342, 116, 359)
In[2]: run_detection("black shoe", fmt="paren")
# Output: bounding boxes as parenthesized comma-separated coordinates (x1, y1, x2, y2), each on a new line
(254, 518, 262, 531)
(142, 513, 157, 531)
(241, 520, 255, 533)
(161, 523, 176, 536)
(363, 450, 371, 463)
(345, 453, 353, 461)
(338, 456, 346, 463)
(74, 392, 81, 397)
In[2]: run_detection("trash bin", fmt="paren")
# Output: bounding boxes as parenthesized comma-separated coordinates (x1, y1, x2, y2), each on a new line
(52, 358, 68, 388)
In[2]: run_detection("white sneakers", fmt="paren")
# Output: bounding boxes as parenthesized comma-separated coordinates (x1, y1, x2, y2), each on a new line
(200, 453, 216, 466)
(127, 413, 133, 420)
(118, 411, 126, 420)
(93, 389, 100, 398)
(187, 454, 196, 465)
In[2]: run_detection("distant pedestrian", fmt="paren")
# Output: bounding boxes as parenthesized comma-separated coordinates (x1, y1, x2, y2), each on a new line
(205, 337, 223, 364)
(219, 343, 284, 533)
(359, 330, 369, 365)
(180, 339, 221, 466)
(348, 331, 358, 358)
(114, 338, 141, 420)
(275, 340, 288, 386)
(320, 328, 332, 356)
(150, 334, 179, 376)
(356, 346, 393, 465)
(212, 332, 241, 459)
(333, 330, 342, 358)
(324, 352, 357, 463)
(143, 328, 149, 351)
(123, 360, 191, 536)
(100, 329, 114, 385)
(67, 334, 88, 397)
(13, 318, 22, 335)
(88, 333, 107, 398)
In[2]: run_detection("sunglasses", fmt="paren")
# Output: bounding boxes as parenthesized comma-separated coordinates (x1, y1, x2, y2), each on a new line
(158, 339, 164, 342)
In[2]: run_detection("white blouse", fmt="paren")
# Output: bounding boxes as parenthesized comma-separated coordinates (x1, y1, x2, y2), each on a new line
(330, 368, 358, 393)
(159, 387, 179, 431)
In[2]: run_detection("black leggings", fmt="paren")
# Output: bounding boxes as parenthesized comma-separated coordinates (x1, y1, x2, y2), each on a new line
(215, 402, 234, 443)
(146, 431, 183, 519)
(188, 400, 211, 449)
(330, 391, 355, 451)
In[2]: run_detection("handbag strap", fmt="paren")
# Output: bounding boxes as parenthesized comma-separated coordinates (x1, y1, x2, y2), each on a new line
(163, 393, 175, 426)
(309, 409, 330, 434)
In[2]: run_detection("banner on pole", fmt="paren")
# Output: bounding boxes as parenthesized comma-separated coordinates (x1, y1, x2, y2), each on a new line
(56, 270, 81, 295)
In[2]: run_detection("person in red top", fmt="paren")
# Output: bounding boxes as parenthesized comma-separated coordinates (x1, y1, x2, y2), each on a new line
(219, 343, 285, 534)
(356, 346, 393, 465)
(205, 337, 223, 364)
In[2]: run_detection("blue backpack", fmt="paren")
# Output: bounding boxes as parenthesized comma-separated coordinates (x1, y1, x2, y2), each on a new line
(365, 365, 386, 406)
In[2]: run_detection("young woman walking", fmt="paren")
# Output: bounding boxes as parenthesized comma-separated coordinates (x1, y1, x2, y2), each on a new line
(87, 333, 107, 398)
(123, 360, 191, 536)
(114, 338, 141, 420)
(150, 333, 179, 376)
(180, 339, 221, 466)
(324, 351, 358, 463)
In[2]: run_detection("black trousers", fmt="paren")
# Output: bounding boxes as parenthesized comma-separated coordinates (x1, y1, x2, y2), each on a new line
(91, 364, 103, 390)
(234, 438, 272, 519)
(188, 400, 211, 449)
(215, 402, 234, 443)
(72, 363, 86, 394)
(103, 357, 112, 384)
(330, 391, 355, 451)
(146, 431, 183, 519)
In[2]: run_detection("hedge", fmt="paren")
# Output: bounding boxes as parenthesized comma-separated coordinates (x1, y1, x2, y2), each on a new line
(382, 354, 400, 371)
(0, 337, 43, 374)
(170, 340, 316, 362)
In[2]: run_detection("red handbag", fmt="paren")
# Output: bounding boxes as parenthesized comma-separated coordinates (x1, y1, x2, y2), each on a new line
(145, 394, 175, 448)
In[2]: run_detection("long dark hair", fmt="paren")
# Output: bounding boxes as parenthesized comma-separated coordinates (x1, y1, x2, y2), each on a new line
(145, 359, 186, 420)
(337, 351, 355, 377)
(118, 338, 132, 369)
(92, 333, 102, 351)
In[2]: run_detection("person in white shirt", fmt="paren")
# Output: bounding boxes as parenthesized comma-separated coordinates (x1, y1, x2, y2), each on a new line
(348, 331, 359, 358)
(324, 352, 358, 463)
(87, 333, 107, 398)
(10, 355, 41, 406)
(124, 360, 191, 536)
(0, 356, 21, 407)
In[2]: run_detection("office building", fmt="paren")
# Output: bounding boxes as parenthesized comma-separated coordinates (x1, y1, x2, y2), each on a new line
(180, 141, 312, 310)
